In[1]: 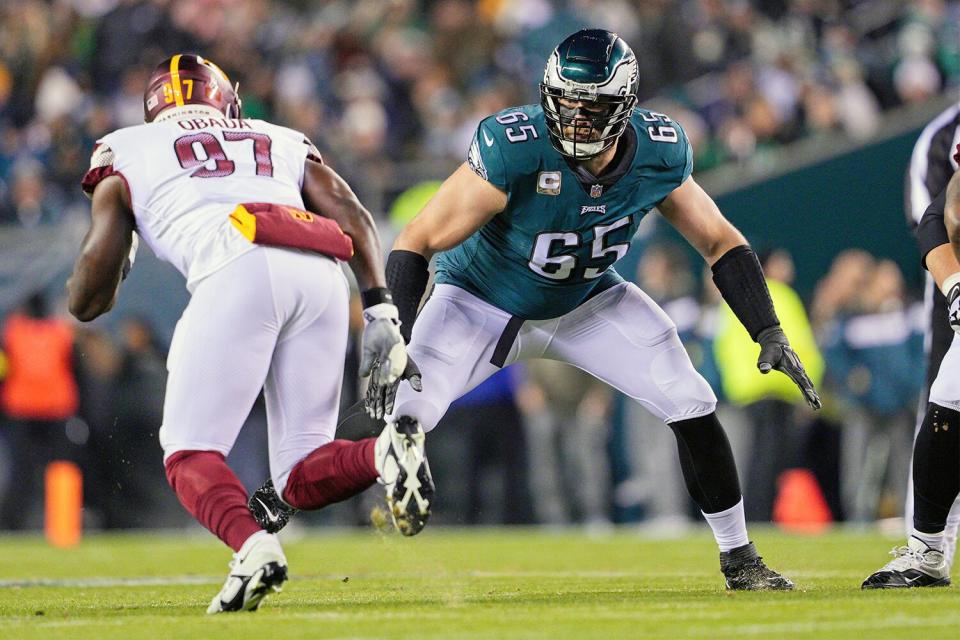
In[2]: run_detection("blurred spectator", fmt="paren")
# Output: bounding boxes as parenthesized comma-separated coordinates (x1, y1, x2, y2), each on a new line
(519, 360, 612, 530)
(714, 248, 825, 521)
(811, 249, 875, 328)
(0, 292, 79, 529)
(1, 159, 63, 228)
(819, 258, 923, 521)
(101, 316, 181, 528)
(72, 325, 122, 528)
(430, 367, 532, 525)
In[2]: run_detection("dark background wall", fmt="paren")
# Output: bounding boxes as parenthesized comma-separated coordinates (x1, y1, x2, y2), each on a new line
(713, 130, 922, 299)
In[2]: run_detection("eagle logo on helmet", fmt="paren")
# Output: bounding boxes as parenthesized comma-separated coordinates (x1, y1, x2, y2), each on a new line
(540, 29, 639, 159)
(143, 54, 242, 123)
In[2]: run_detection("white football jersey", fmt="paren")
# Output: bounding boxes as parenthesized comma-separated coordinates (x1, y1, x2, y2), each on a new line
(85, 110, 317, 290)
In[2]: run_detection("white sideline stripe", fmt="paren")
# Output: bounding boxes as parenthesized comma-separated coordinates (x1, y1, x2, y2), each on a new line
(0, 571, 661, 588)
(0, 576, 220, 588)
(0, 569, 861, 590)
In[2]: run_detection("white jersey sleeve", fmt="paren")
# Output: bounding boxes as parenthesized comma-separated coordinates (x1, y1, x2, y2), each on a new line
(907, 102, 960, 226)
(86, 117, 315, 290)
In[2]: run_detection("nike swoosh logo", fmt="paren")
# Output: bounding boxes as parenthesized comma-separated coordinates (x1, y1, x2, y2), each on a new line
(255, 497, 280, 523)
(902, 571, 942, 586)
(222, 576, 244, 601)
(482, 130, 494, 147)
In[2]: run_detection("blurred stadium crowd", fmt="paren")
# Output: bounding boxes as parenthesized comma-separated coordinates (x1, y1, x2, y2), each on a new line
(0, 0, 957, 532)
(2, 0, 960, 225)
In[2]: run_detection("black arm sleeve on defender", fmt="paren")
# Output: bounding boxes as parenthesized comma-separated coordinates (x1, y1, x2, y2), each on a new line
(385, 249, 429, 344)
(711, 245, 780, 342)
(916, 189, 950, 269)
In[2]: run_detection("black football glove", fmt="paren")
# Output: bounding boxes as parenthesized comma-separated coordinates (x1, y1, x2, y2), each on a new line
(947, 281, 960, 336)
(756, 326, 822, 410)
(365, 356, 422, 420)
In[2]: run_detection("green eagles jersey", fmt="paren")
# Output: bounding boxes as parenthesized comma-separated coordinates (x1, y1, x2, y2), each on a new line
(434, 104, 693, 320)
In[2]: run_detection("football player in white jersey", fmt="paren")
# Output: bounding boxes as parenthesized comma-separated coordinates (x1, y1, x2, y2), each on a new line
(862, 144, 960, 589)
(67, 54, 433, 613)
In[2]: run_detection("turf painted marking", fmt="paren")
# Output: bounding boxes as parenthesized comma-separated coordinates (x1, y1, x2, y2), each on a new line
(0, 576, 220, 588)
(0, 569, 859, 590)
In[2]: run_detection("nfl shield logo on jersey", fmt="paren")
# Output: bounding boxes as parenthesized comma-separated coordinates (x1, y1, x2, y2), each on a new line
(590, 184, 603, 198)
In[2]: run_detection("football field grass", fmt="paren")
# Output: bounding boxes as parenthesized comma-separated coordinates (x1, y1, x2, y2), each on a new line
(0, 527, 957, 639)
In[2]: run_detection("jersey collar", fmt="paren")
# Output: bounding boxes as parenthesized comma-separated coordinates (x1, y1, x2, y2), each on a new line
(154, 105, 230, 122)
(563, 123, 637, 197)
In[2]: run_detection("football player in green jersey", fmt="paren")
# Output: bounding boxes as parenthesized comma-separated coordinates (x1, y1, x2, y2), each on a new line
(254, 29, 821, 590)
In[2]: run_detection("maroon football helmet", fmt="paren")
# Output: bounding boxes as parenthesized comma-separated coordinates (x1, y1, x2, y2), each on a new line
(143, 54, 241, 122)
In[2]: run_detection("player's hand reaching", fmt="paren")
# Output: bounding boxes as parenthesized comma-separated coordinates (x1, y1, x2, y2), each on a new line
(947, 281, 960, 335)
(756, 326, 822, 410)
(365, 357, 422, 419)
(360, 303, 408, 390)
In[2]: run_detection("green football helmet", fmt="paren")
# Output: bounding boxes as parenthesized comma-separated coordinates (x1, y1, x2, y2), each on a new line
(540, 29, 639, 159)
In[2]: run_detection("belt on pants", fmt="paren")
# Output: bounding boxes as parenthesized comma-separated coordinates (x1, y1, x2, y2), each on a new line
(490, 316, 524, 368)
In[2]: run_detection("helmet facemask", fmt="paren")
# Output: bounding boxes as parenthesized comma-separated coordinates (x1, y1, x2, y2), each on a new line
(540, 84, 636, 159)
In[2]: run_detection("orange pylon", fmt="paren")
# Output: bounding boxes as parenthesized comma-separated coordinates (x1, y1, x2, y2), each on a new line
(45, 461, 83, 547)
(773, 468, 832, 534)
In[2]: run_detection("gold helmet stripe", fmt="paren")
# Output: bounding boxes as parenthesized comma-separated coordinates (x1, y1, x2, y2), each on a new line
(169, 54, 185, 107)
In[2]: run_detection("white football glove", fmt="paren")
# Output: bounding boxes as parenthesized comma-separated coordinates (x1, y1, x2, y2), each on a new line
(365, 357, 422, 420)
(122, 232, 139, 281)
(360, 303, 408, 388)
(946, 279, 960, 336)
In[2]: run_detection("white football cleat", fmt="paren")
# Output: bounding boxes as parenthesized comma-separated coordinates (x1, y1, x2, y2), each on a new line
(375, 415, 434, 536)
(861, 536, 951, 589)
(207, 532, 288, 614)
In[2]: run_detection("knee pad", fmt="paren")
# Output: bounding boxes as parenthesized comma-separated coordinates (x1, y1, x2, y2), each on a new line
(652, 344, 717, 421)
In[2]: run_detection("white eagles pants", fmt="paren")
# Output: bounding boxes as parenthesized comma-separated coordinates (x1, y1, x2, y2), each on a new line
(390, 283, 717, 431)
(930, 333, 960, 411)
(159, 246, 349, 495)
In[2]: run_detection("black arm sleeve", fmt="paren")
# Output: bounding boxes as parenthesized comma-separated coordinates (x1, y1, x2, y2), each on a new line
(385, 249, 429, 344)
(917, 189, 950, 269)
(711, 245, 780, 342)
